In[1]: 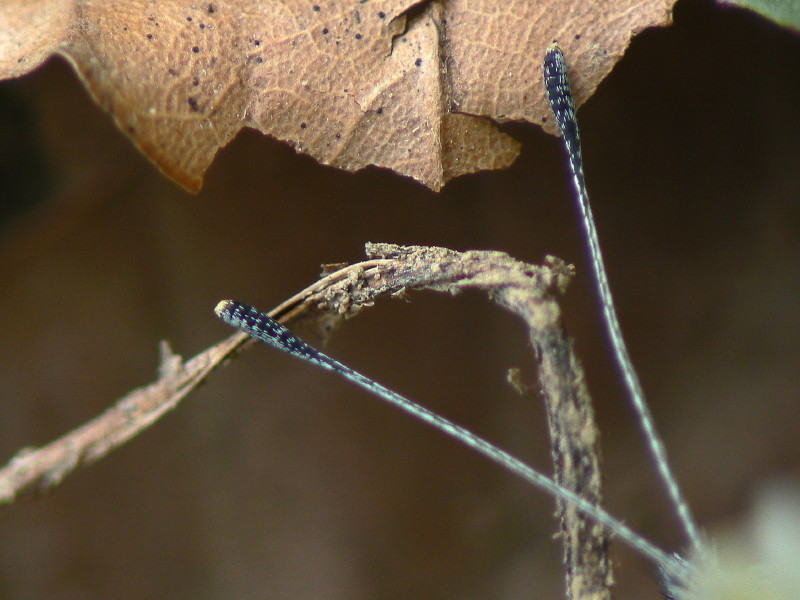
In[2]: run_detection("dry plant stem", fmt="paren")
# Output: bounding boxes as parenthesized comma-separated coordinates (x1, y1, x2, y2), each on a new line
(497, 275, 612, 600)
(0, 240, 609, 599)
(0, 334, 246, 503)
(1, 245, 560, 502)
(539, 335, 611, 600)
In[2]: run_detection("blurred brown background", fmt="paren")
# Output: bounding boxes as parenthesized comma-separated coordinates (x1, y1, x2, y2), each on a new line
(1, 0, 799, 598)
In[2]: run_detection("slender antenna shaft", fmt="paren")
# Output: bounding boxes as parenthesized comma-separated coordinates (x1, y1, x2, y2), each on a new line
(543, 43, 702, 552)
(214, 299, 686, 576)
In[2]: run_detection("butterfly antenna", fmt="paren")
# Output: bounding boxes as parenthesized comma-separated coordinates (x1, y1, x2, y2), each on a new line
(215, 299, 689, 578)
(543, 43, 702, 552)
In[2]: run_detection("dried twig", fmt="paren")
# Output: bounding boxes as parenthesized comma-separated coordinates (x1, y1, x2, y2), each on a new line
(513, 293, 613, 600)
(0, 243, 612, 598)
(488, 250, 612, 600)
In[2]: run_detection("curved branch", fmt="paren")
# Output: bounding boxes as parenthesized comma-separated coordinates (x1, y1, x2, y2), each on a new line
(0, 241, 612, 598)
(0, 243, 565, 501)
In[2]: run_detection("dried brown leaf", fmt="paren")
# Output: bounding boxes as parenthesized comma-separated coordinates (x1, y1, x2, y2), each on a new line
(0, 0, 673, 191)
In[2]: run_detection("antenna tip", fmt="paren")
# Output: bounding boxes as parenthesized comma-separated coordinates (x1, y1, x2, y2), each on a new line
(214, 299, 233, 318)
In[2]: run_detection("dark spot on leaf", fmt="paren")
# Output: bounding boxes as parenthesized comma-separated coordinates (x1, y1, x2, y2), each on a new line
(192, 77, 200, 86)
(192, 46, 200, 53)
(300, 122, 307, 129)
(376, 107, 383, 114)
(313, 5, 320, 11)
(187, 97, 199, 111)
(254, 40, 261, 46)
(207, 4, 215, 14)
(355, 33, 362, 40)
(199, 23, 206, 29)
(335, 133, 341, 139)
(168, 68, 178, 76)
(186, 16, 192, 22)
(255, 57, 263, 63)
(147, 33, 153, 40)
(574, 34, 581, 39)
(322, 28, 329, 34)
(541, 116, 547, 123)
(414, 58, 422, 67)
(378, 11, 385, 18)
